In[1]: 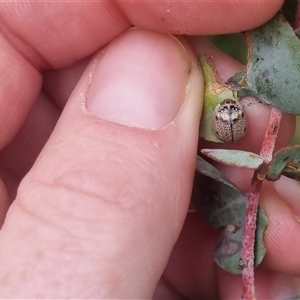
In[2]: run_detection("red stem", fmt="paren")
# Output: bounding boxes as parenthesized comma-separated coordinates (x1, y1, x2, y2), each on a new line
(259, 108, 282, 163)
(240, 107, 282, 300)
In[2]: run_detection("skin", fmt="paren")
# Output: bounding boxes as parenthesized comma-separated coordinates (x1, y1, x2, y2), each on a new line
(0, 1, 298, 298)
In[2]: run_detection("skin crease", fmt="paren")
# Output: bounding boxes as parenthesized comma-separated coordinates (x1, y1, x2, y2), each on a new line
(0, 1, 299, 299)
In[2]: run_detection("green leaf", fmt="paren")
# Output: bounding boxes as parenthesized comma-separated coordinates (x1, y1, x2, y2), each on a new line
(194, 156, 246, 228)
(255, 206, 268, 266)
(295, 28, 300, 39)
(227, 13, 300, 115)
(192, 156, 268, 274)
(199, 55, 236, 143)
(213, 224, 244, 274)
(206, 33, 247, 65)
(290, 116, 300, 145)
(201, 149, 264, 169)
(267, 146, 300, 181)
(214, 206, 267, 274)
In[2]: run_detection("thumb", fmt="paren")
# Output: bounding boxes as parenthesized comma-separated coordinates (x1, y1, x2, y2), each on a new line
(0, 29, 203, 298)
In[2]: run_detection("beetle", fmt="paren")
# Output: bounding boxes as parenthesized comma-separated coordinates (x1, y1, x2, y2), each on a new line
(213, 99, 247, 143)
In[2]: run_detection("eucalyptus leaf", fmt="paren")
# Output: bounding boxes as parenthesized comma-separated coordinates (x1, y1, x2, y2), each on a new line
(206, 33, 247, 65)
(267, 146, 300, 181)
(194, 156, 246, 228)
(255, 206, 268, 266)
(295, 28, 300, 39)
(201, 149, 264, 169)
(199, 55, 236, 143)
(227, 13, 300, 115)
(192, 156, 267, 274)
(214, 206, 267, 274)
(213, 224, 244, 274)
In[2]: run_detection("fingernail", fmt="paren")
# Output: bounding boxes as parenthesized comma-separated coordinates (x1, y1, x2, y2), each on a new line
(86, 29, 191, 129)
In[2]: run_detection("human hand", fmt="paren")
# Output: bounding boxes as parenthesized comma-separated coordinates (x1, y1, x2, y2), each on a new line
(0, 2, 297, 299)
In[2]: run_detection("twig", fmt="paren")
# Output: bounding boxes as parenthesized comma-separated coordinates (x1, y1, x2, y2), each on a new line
(240, 107, 282, 300)
(259, 108, 282, 163)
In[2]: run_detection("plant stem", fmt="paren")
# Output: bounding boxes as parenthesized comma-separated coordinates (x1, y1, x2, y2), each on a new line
(259, 108, 282, 163)
(240, 107, 282, 300)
